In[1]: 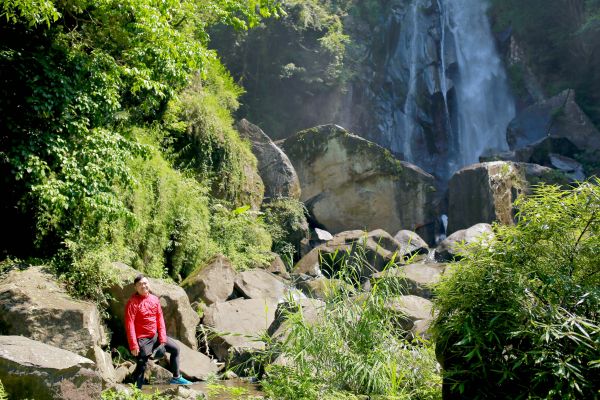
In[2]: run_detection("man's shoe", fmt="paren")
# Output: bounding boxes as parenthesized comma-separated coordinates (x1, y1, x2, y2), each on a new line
(170, 376, 192, 385)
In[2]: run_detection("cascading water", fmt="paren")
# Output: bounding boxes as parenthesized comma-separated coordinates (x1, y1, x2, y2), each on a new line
(375, 0, 515, 180)
(443, 0, 515, 173)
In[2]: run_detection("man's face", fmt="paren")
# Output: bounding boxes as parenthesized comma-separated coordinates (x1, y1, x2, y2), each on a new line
(135, 277, 150, 296)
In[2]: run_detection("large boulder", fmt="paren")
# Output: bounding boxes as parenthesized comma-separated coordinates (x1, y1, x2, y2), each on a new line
(167, 339, 219, 381)
(393, 230, 429, 258)
(297, 277, 355, 300)
(269, 298, 326, 341)
(282, 125, 437, 242)
(435, 223, 494, 262)
(202, 298, 278, 361)
(371, 262, 446, 299)
(447, 161, 568, 233)
(0, 266, 108, 359)
(107, 263, 200, 350)
(507, 89, 600, 154)
(236, 119, 301, 200)
(0, 336, 103, 400)
(385, 295, 434, 334)
(234, 269, 288, 301)
(292, 229, 402, 279)
(181, 254, 236, 306)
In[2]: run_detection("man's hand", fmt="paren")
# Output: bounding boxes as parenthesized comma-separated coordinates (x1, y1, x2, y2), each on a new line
(131, 348, 139, 357)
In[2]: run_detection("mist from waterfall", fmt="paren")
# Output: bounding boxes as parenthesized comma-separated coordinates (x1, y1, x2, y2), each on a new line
(443, 0, 515, 172)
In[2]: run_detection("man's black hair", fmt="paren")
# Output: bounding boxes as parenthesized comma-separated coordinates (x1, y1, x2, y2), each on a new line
(133, 274, 145, 285)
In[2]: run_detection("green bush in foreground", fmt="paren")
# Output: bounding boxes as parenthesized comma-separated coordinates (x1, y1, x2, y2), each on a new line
(258, 246, 441, 400)
(433, 181, 600, 399)
(0, 379, 8, 400)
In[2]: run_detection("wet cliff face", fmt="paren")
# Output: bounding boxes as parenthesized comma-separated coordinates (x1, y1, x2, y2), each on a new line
(345, 0, 515, 181)
(212, 0, 516, 182)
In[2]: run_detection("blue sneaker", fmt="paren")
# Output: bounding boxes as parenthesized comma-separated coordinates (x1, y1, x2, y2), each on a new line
(170, 376, 192, 385)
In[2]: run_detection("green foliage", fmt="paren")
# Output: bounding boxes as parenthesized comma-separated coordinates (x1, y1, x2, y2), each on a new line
(432, 181, 600, 399)
(0, 379, 7, 400)
(101, 385, 170, 400)
(258, 247, 441, 399)
(164, 58, 263, 207)
(0, 0, 282, 296)
(51, 240, 117, 308)
(261, 197, 308, 260)
(209, 204, 272, 271)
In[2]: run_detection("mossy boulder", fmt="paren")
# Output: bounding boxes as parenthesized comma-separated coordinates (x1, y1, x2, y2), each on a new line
(282, 125, 437, 242)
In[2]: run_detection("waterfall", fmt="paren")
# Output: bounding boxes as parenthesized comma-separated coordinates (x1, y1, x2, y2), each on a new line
(401, 0, 424, 162)
(376, 0, 515, 179)
(436, 0, 453, 141)
(442, 0, 515, 172)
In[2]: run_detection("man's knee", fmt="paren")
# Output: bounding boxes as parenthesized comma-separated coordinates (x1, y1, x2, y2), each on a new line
(165, 337, 179, 356)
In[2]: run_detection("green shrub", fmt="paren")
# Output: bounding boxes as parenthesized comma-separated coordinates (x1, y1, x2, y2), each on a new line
(432, 181, 600, 399)
(0, 379, 7, 400)
(164, 58, 264, 209)
(261, 197, 308, 261)
(101, 385, 170, 400)
(209, 204, 273, 271)
(117, 138, 215, 280)
(258, 246, 441, 399)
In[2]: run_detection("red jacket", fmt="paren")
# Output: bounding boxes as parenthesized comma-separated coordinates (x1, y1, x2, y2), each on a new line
(125, 293, 167, 352)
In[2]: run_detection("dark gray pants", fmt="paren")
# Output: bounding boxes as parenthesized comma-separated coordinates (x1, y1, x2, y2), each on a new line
(133, 334, 180, 388)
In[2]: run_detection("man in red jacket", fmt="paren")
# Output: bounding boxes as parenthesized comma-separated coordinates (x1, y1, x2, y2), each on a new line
(125, 274, 192, 388)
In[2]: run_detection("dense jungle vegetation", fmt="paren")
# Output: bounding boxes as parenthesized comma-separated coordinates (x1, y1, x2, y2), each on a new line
(0, 0, 290, 301)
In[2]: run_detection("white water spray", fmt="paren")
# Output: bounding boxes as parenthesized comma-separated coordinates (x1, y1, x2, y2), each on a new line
(443, 0, 515, 171)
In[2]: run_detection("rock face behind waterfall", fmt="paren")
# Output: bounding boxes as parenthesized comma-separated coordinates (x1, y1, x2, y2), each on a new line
(212, 0, 515, 180)
(506, 89, 600, 172)
(282, 125, 436, 242)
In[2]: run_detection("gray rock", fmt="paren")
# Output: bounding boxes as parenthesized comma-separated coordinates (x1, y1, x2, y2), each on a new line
(297, 277, 355, 300)
(145, 360, 173, 385)
(181, 254, 236, 306)
(114, 363, 132, 384)
(0, 266, 109, 367)
(265, 254, 291, 280)
(371, 262, 446, 299)
(202, 298, 278, 361)
(0, 336, 102, 400)
(548, 153, 586, 181)
(282, 125, 437, 243)
(236, 118, 301, 200)
(91, 346, 116, 384)
(167, 338, 219, 381)
(269, 298, 326, 341)
(385, 295, 434, 332)
(292, 229, 401, 280)
(435, 223, 494, 262)
(108, 262, 200, 350)
(160, 385, 207, 399)
(447, 161, 568, 233)
(393, 230, 429, 257)
(507, 89, 600, 153)
(234, 269, 288, 301)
